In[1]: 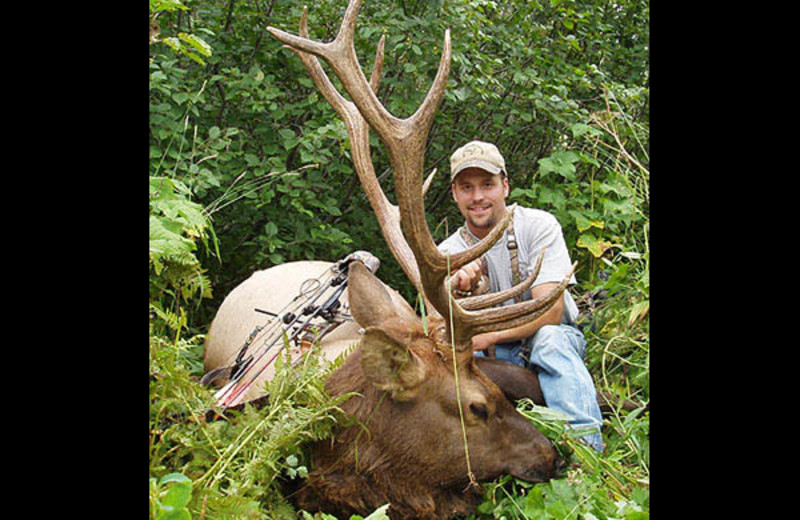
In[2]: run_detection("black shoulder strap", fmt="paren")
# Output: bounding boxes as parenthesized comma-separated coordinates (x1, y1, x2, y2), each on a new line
(506, 220, 522, 303)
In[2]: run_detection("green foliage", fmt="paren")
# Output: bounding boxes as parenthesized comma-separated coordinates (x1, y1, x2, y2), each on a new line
(475, 474, 648, 520)
(151, 0, 213, 65)
(149, 173, 217, 341)
(150, 331, 354, 518)
(150, 472, 193, 520)
(148, 0, 649, 309)
(469, 400, 649, 520)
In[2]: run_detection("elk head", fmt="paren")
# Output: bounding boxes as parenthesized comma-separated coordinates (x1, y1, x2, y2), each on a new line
(267, 0, 576, 512)
(345, 260, 562, 481)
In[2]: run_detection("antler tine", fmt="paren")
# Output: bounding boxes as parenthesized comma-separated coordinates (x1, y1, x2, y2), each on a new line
(408, 28, 451, 134)
(289, 8, 385, 121)
(464, 262, 578, 335)
(369, 34, 386, 93)
(422, 168, 436, 197)
(267, 24, 329, 62)
(269, 3, 399, 141)
(458, 248, 546, 311)
(285, 8, 347, 118)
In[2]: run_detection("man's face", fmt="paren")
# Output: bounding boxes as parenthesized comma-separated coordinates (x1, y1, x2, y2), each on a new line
(451, 167, 509, 238)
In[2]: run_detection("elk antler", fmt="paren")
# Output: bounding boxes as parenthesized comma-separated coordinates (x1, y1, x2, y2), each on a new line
(277, 7, 424, 295)
(267, 0, 575, 350)
(457, 248, 547, 311)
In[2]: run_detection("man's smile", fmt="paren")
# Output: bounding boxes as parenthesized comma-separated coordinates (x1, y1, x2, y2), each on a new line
(468, 205, 491, 216)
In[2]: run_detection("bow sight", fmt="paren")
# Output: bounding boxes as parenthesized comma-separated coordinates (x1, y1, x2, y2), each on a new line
(207, 251, 379, 409)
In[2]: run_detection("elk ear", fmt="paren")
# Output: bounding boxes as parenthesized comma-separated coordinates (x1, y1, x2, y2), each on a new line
(360, 318, 427, 401)
(348, 260, 418, 327)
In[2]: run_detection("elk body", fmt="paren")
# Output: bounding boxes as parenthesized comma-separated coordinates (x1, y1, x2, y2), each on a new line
(203, 261, 361, 404)
(204, 259, 561, 520)
(203, 1, 584, 518)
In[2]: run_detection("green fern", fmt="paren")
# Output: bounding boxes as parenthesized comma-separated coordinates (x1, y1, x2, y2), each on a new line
(150, 328, 353, 519)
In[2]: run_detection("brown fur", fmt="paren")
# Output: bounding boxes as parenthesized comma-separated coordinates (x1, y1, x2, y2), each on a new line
(475, 357, 644, 414)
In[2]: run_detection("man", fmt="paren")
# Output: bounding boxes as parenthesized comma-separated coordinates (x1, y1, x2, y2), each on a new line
(438, 140, 604, 452)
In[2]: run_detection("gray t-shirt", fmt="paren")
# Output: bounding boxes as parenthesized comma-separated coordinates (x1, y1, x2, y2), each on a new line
(437, 205, 580, 325)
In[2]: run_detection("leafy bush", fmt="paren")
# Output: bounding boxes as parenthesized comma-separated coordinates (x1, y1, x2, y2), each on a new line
(148, 0, 649, 307)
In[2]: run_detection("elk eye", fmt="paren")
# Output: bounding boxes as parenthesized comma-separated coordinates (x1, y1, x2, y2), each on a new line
(469, 402, 489, 421)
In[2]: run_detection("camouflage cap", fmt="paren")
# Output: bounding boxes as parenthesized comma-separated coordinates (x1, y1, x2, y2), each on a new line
(450, 140, 507, 181)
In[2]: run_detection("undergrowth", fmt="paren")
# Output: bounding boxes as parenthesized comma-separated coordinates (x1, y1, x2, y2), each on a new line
(149, 328, 355, 519)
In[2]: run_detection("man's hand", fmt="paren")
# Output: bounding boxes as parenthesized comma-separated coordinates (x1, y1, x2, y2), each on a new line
(453, 258, 483, 293)
(471, 331, 497, 352)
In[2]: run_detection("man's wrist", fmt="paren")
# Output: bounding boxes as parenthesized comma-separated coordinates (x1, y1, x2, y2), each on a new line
(481, 331, 498, 345)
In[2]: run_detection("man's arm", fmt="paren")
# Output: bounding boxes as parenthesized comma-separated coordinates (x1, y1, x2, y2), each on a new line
(470, 282, 564, 351)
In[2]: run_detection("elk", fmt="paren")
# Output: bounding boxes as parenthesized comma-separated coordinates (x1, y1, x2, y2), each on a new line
(204, 1, 584, 518)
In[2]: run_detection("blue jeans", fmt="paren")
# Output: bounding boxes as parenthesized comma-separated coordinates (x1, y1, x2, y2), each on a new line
(475, 324, 604, 452)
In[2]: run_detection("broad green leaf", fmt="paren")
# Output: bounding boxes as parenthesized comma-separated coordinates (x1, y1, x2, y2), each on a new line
(150, 0, 187, 13)
(453, 86, 469, 100)
(149, 216, 197, 258)
(569, 123, 597, 137)
(572, 212, 605, 232)
(158, 473, 191, 486)
(183, 51, 207, 66)
(577, 233, 612, 258)
(545, 499, 570, 519)
(162, 481, 192, 509)
(158, 506, 191, 520)
(163, 37, 181, 52)
(538, 151, 579, 180)
(549, 479, 577, 505)
(538, 186, 567, 211)
(628, 300, 649, 327)
(178, 32, 212, 57)
(576, 150, 600, 167)
(523, 485, 547, 518)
